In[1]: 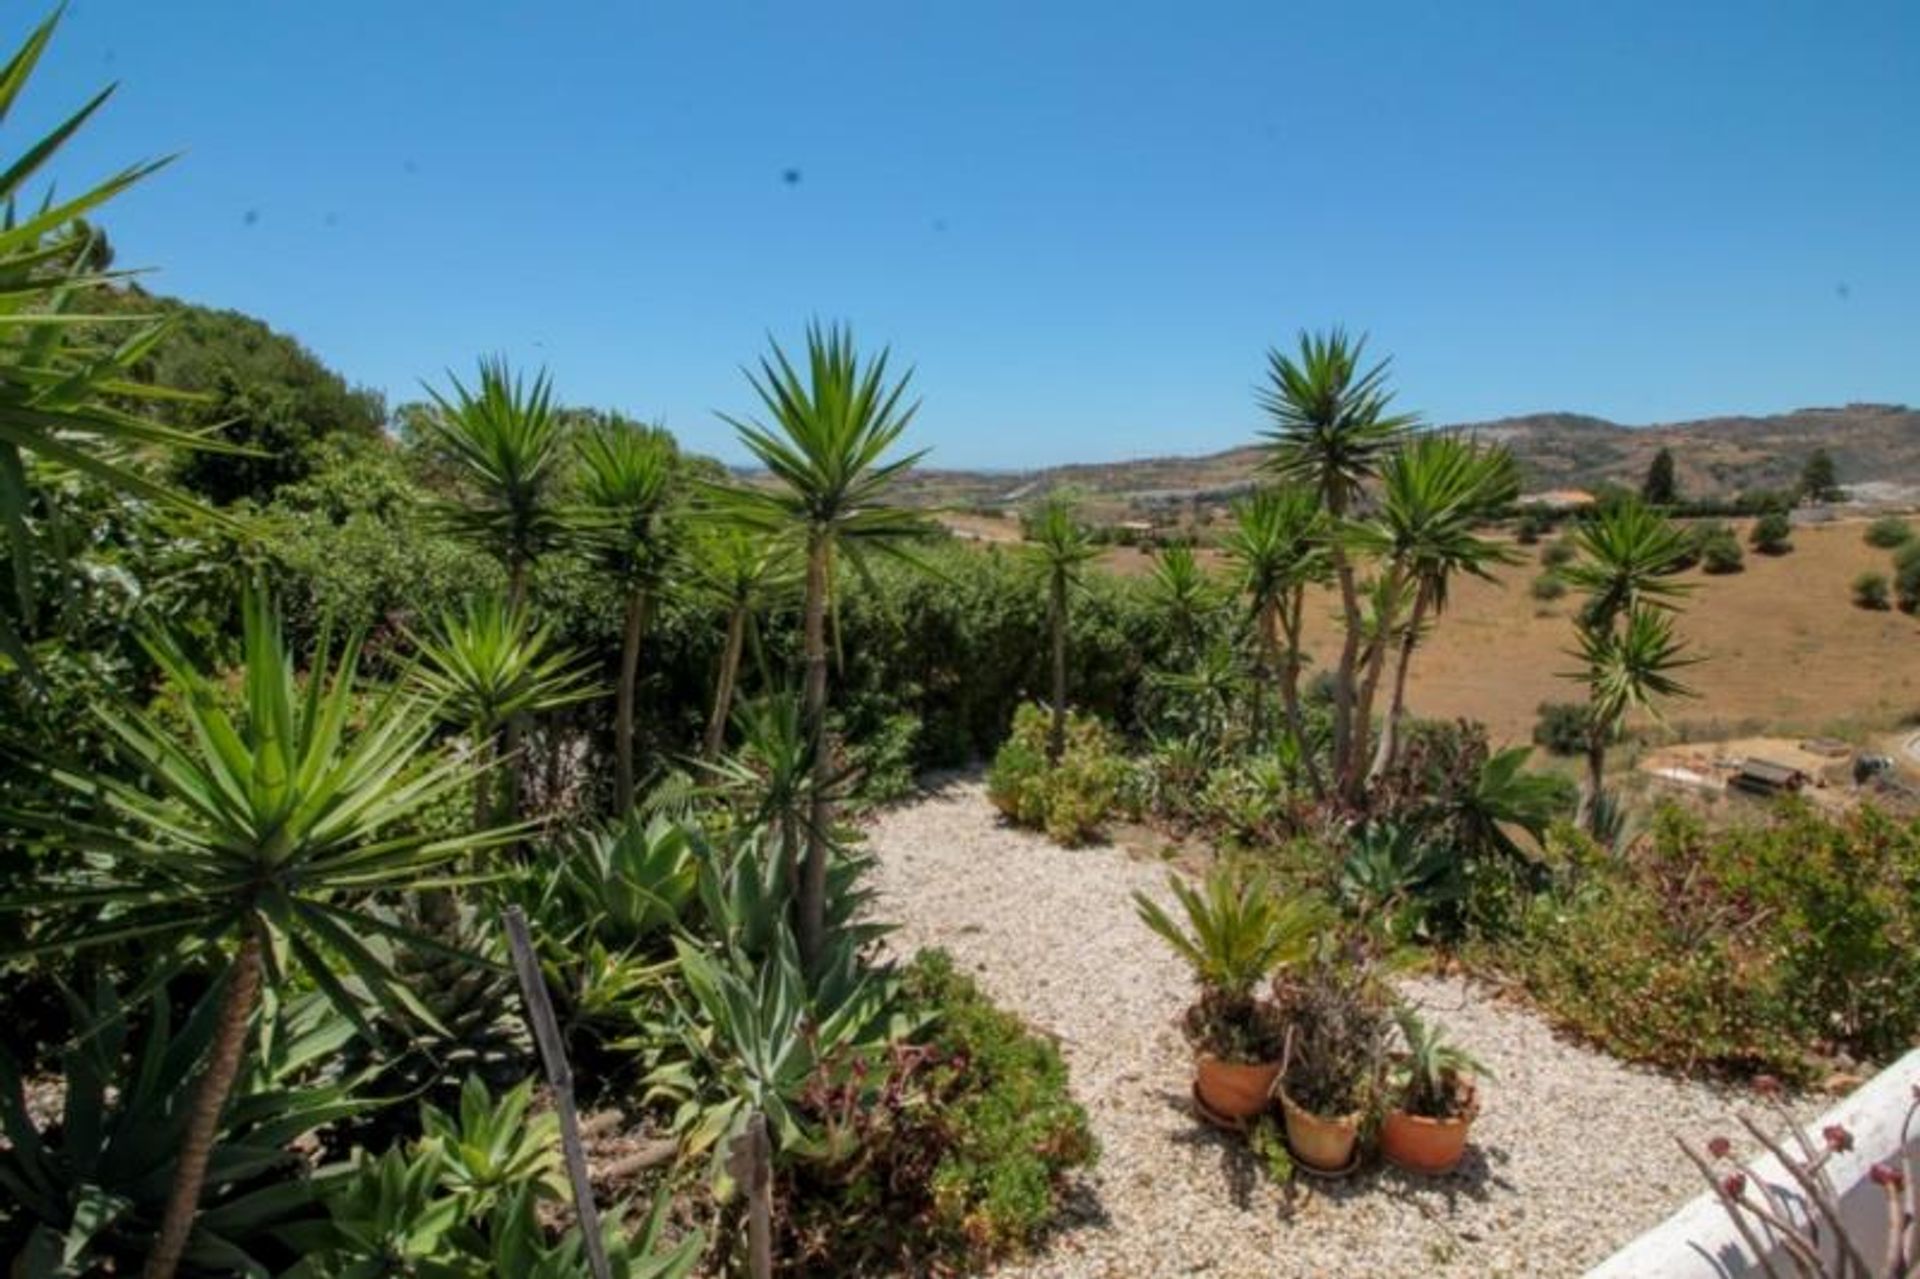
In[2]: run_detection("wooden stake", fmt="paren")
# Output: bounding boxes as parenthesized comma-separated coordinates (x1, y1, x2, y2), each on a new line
(505, 905, 613, 1279)
(726, 1110, 774, 1279)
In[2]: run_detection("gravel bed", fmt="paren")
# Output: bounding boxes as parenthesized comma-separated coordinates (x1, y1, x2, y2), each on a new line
(864, 776, 1805, 1279)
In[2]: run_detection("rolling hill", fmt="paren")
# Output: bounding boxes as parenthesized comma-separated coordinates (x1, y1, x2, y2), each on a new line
(898, 403, 1920, 516)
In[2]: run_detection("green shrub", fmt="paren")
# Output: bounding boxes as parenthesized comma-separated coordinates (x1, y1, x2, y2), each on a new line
(783, 950, 1096, 1271)
(1853, 570, 1892, 610)
(1532, 701, 1590, 755)
(1865, 516, 1913, 549)
(986, 703, 1127, 845)
(1693, 520, 1744, 574)
(1529, 573, 1567, 602)
(1749, 511, 1793, 554)
(1508, 803, 1920, 1079)
(1539, 538, 1577, 569)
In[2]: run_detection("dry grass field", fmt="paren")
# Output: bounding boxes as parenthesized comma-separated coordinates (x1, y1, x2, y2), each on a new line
(1094, 518, 1920, 747)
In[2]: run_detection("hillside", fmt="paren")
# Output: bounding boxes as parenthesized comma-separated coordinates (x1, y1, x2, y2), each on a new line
(900, 403, 1920, 516)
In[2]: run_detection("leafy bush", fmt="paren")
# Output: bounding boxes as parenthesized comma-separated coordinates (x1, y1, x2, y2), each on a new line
(986, 703, 1127, 845)
(1532, 701, 1591, 755)
(1529, 572, 1567, 602)
(1508, 803, 1920, 1079)
(1693, 520, 1745, 574)
(781, 950, 1096, 1271)
(1865, 516, 1914, 549)
(1853, 570, 1892, 610)
(1539, 538, 1577, 569)
(1749, 511, 1793, 554)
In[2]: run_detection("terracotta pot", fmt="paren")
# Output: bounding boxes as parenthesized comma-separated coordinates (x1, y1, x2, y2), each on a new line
(1279, 1092, 1361, 1174)
(1194, 1054, 1281, 1121)
(1381, 1079, 1479, 1175)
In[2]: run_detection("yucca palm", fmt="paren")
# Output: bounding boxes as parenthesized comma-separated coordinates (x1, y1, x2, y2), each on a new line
(1257, 329, 1417, 794)
(408, 594, 599, 827)
(1565, 604, 1698, 832)
(687, 526, 796, 758)
(1220, 485, 1327, 777)
(1025, 492, 1100, 761)
(715, 323, 931, 970)
(0, 590, 517, 1279)
(1144, 543, 1219, 658)
(1353, 434, 1521, 781)
(417, 358, 570, 608)
(0, 10, 239, 673)
(574, 421, 681, 811)
(1559, 497, 1694, 627)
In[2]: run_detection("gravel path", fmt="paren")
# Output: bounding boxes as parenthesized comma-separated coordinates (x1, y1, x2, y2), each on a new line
(865, 777, 1788, 1279)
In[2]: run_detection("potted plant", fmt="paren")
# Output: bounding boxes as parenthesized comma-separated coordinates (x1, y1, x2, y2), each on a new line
(1133, 866, 1322, 1124)
(1273, 946, 1391, 1175)
(1380, 1005, 1486, 1175)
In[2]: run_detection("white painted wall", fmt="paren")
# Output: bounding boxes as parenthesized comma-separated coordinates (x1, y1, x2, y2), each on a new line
(1588, 1048, 1920, 1278)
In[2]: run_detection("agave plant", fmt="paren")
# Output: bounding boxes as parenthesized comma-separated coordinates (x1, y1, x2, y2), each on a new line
(1, 589, 517, 1279)
(0, 984, 367, 1276)
(1391, 1005, 1488, 1120)
(1337, 825, 1464, 943)
(553, 813, 703, 952)
(419, 1076, 564, 1220)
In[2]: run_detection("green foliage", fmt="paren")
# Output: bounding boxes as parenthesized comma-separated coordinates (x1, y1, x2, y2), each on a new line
(1694, 520, 1745, 574)
(1391, 1006, 1486, 1119)
(0, 984, 363, 1274)
(1337, 824, 1461, 942)
(418, 1076, 563, 1219)
(1258, 328, 1417, 513)
(1864, 516, 1913, 549)
(1748, 510, 1792, 554)
(1641, 446, 1679, 507)
(1895, 542, 1920, 612)
(553, 813, 702, 952)
(409, 594, 600, 741)
(1539, 538, 1577, 569)
(1798, 448, 1843, 504)
(986, 703, 1126, 845)
(1530, 572, 1567, 602)
(1133, 865, 1324, 1000)
(1510, 803, 1920, 1078)
(1532, 701, 1592, 755)
(1853, 570, 1891, 610)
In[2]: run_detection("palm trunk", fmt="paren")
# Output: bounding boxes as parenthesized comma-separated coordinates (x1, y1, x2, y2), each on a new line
(1047, 568, 1068, 763)
(797, 535, 832, 972)
(1251, 596, 1278, 744)
(1580, 721, 1608, 835)
(1328, 500, 1366, 798)
(1348, 573, 1406, 797)
(1368, 581, 1431, 783)
(1277, 583, 1325, 799)
(145, 930, 263, 1279)
(613, 589, 648, 813)
(703, 605, 748, 758)
(502, 557, 529, 823)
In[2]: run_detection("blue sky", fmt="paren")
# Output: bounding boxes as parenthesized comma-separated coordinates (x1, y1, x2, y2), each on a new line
(29, 1, 1920, 468)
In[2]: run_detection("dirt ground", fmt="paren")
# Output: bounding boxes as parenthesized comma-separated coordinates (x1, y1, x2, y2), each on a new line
(1094, 519, 1920, 746)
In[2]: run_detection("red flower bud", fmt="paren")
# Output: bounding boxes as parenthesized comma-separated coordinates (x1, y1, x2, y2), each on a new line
(1707, 1136, 1733, 1159)
(1823, 1125, 1854, 1153)
(1871, 1163, 1906, 1190)
(1722, 1172, 1748, 1198)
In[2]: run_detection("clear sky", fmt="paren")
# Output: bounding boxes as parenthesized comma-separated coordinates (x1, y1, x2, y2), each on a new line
(28, 1, 1920, 468)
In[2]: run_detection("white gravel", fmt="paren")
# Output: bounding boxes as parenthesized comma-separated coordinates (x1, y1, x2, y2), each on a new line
(864, 776, 1800, 1279)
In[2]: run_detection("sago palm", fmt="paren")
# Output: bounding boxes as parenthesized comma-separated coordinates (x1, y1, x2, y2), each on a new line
(1257, 328, 1417, 795)
(1220, 485, 1327, 776)
(1353, 434, 1521, 781)
(0, 590, 516, 1279)
(574, 421, 681, 811)
(408, 594, 599, 827)
(1565, 603, 1698, 832)
(715, 323, 931, 971)
(687, 525, 797, 758)
(1133, 866, 1325, 1000)
(1025, 491, 1099, 761)
(417, 358, 570, 608)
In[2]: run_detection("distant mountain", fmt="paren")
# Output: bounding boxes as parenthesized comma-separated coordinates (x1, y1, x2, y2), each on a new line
(898, 403, 1920, 515)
